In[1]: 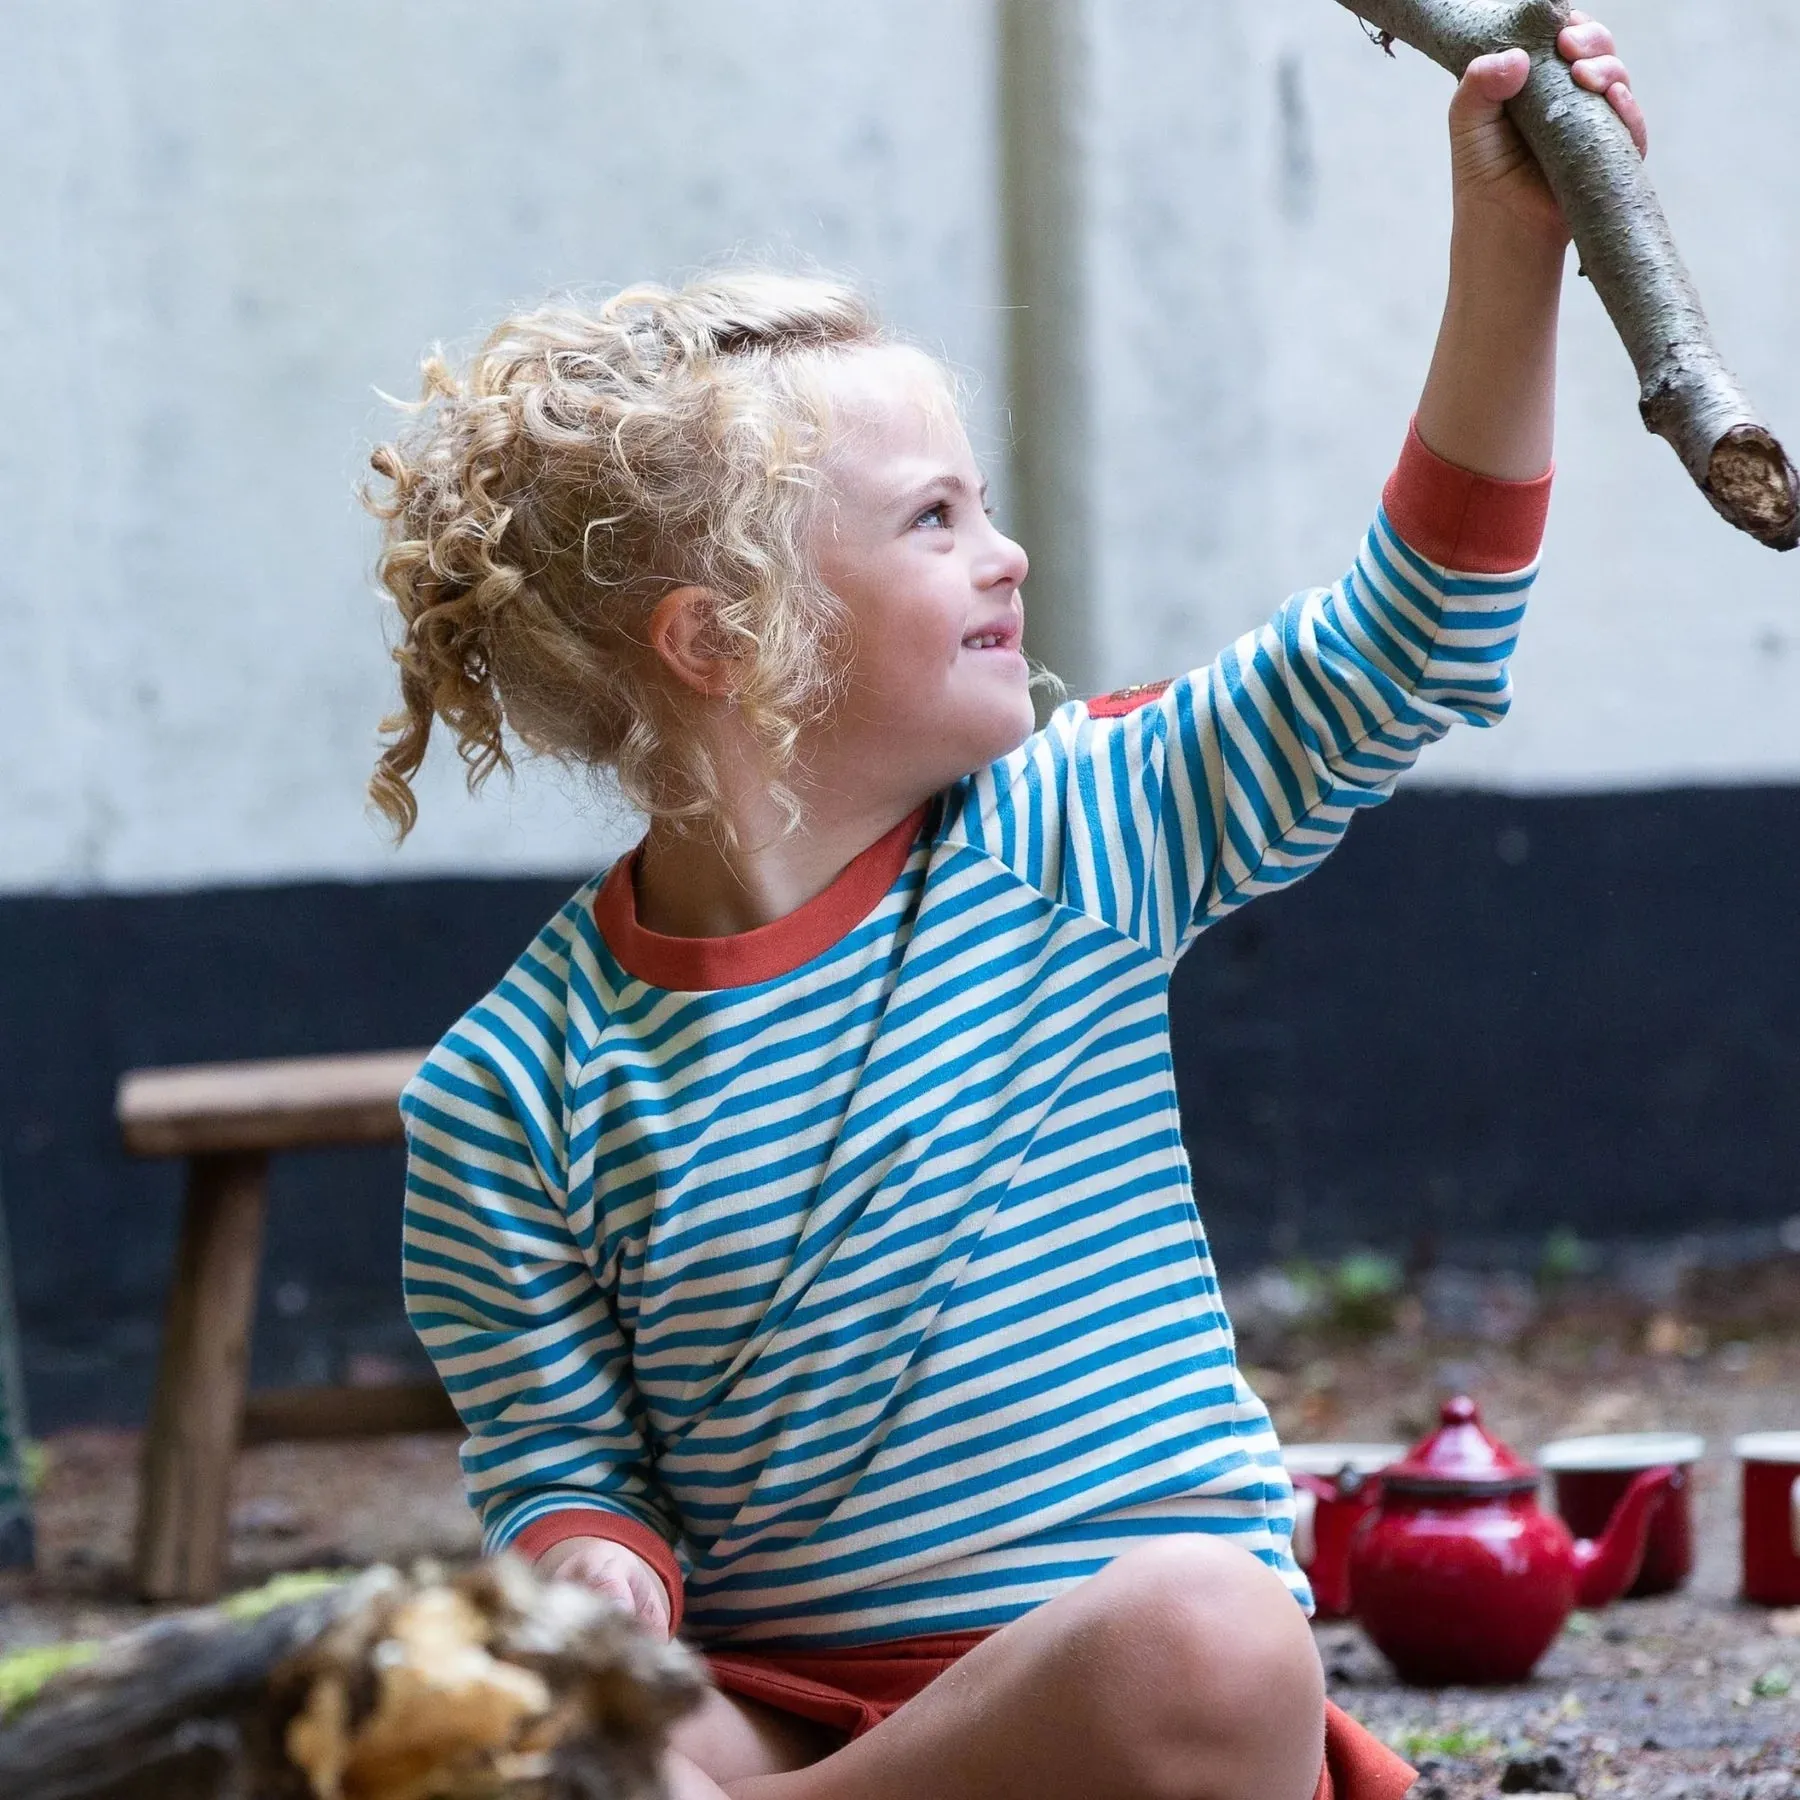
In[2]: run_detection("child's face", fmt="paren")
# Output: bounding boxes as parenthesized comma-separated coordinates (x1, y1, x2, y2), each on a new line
(809, 347, 1034, 803)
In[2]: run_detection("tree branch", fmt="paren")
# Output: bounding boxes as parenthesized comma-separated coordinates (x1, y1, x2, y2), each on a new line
(1340, 0, 1798, 551)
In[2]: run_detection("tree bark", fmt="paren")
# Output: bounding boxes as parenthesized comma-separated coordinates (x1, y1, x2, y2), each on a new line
(1340, 0, 1799, 552)
(0, 1565, 707, 1800)
(0, 1576, 369, 1800)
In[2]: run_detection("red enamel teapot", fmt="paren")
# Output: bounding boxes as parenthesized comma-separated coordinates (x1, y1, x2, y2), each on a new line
(1347, 1397, 1678, 1685)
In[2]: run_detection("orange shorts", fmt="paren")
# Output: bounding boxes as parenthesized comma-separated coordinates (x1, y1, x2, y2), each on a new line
(705, 1633, 1414, 1800)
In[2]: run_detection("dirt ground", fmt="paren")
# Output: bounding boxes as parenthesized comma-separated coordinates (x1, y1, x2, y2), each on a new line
(2, 1276, 1797, 1797)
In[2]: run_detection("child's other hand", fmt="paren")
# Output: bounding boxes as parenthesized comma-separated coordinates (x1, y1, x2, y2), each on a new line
(536, 1535, 673, 1638)
(1448, 11, 1649, 246)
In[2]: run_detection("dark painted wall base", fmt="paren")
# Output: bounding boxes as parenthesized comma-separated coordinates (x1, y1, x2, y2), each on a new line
(1, 873, 581, 1432)
(1169, 785, 1800, 1268)
(3, 785, 1797, 1430)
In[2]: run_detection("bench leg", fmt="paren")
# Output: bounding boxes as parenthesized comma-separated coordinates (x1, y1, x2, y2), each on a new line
(134, 1150, 268, 1601)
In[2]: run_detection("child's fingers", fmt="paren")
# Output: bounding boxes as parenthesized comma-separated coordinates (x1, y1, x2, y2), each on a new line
(1569, 53, 1632, 94)
(1556, 15, 1646, 160)
(1559, 18, 1617, 61)
(570, 1564, 636, 1612)
(1607, 81, 1650, 159)
(627, 1566, 674, 1638)
(1458, 46, 1531, 107)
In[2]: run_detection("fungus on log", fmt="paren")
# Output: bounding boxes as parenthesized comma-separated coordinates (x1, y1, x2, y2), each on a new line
(1340, 0, 1799, 551)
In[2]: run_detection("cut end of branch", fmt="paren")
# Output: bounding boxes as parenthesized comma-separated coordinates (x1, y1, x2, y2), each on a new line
(1705, 426, 1800, 552)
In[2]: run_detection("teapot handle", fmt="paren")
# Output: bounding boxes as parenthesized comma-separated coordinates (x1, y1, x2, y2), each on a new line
(1290, 1471, 1340, 1502)
(1292, 1484, 1318, 1569)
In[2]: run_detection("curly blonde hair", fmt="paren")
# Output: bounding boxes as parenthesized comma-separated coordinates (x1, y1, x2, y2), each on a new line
(365, 269, 915, 847)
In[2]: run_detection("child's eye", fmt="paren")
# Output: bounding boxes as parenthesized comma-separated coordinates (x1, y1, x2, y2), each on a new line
(914, 502, 951, 530)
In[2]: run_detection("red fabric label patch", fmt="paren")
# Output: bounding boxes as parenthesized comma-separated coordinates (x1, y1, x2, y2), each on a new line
(1086, 680, 1171, 718)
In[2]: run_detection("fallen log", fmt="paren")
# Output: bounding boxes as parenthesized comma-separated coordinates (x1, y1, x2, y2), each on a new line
(0, 1563, 707, 1800)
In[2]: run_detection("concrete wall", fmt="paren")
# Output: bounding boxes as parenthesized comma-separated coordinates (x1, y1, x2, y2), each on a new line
(1, 0, 1004, 892)
(4, 1, 1795, 902)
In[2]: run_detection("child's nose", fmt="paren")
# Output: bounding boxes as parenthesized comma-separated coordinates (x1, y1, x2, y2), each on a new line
(985, 529, 1029, 589)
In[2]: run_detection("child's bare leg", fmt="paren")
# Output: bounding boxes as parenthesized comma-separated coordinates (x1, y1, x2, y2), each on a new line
(664, 1685, 844, 1797)
(722, 1537, 1325, 1800)
(663, 1750, 734, 1800)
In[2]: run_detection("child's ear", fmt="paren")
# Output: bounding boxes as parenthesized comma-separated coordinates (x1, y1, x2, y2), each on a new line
(649, 584, 740, 700)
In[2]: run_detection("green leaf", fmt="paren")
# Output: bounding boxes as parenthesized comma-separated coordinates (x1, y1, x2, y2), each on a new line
(1391, 1722, 1496, 1759)
(1332, 1252, 1401, 1301)
(1537, 1226, 1591, 1286)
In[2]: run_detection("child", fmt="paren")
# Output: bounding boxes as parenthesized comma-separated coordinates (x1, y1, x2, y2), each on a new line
(376, 20, 1646, 1800)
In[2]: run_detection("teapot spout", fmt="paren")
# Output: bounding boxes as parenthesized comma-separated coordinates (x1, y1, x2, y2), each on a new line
(1571, 1465, 1679, 1609)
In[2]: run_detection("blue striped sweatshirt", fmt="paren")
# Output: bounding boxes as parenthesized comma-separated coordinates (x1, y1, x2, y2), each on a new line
(401, 424, 1552, 1648)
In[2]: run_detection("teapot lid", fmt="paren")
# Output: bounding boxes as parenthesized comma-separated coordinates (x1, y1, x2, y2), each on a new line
(1380, 1396, 1540, 1496)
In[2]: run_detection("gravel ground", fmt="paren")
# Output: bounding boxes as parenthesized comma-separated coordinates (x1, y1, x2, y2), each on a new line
(2, 1283, 1796, 1795)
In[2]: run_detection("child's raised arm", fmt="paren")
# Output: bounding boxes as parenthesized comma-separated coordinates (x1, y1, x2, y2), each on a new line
(944, 18, 1652, 966)
(1414, 11, 1648, 480)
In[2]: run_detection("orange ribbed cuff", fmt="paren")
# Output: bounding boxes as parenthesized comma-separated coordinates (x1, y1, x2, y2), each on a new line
(1382, 416, 1553, 574)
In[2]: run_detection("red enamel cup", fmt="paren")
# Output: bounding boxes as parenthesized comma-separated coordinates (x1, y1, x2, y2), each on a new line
(1735, 1431, 1800, 1606)
(1282, 1442, 1404, 1618)
(1537, 1432, 1704, 1597)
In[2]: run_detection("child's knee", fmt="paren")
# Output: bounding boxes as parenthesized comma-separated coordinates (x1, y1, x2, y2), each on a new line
(1096, 1534, 1303, 1636)
(1075, 1538, 1324, 1799)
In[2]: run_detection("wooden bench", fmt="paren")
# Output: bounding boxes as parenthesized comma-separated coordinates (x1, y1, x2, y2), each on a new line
(117, 1048, 457, 1602)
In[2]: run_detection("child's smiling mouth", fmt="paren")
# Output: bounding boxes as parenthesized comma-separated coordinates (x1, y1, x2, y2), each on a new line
(961, 618, 1023, 654)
